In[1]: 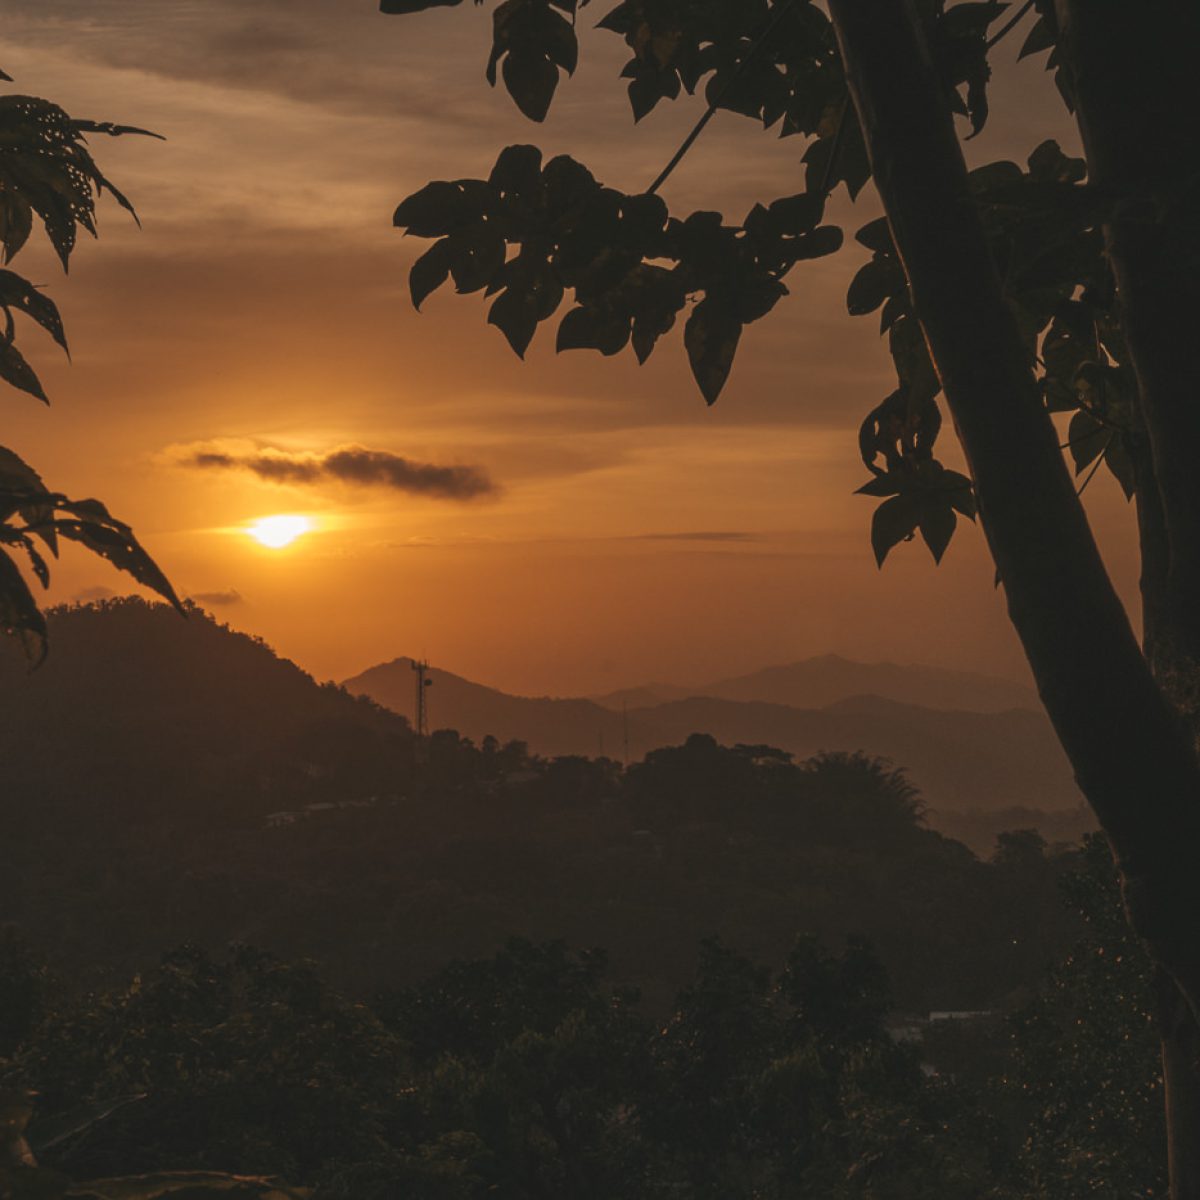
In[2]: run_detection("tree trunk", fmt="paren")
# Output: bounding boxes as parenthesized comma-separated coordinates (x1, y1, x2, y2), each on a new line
(1054, 1, 1200, 735)
(826, 0, 1200, 1191)
(1055, 6, 1200, 1191)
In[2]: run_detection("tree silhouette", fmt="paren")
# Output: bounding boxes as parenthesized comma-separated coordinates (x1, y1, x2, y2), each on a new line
(380, 0, 1200, 1189)
(0, 81, 180, 663)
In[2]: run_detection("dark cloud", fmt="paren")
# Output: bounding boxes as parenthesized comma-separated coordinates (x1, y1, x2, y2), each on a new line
(185, 445, 497, 500)
(191, 589, 243, 607)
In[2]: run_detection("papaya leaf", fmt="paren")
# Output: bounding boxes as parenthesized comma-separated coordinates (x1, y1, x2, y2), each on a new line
(0, 270, 68, 352)
(55, 516, 182, 613)
(0, 335, 47, 402)
(0, 547, 47, 663)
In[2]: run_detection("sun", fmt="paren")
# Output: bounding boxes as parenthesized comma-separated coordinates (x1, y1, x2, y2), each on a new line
(246, 515, 311, 549)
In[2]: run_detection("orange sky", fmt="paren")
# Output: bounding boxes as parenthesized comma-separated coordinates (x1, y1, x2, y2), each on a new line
(2, 2, 1143, 696)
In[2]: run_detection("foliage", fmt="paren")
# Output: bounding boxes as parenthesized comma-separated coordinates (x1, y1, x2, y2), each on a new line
(1, 934, 998, 1198)
(383, 0, 1142, 569)
(0, 604, 1082, 1020)
(0, 84, 179, 662)
(1003, 833, 1164, 1197)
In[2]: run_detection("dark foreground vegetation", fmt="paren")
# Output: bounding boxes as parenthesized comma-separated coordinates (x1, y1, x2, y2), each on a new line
(0, 835, 1163, 1198)
(0, 602, 1168, 1193)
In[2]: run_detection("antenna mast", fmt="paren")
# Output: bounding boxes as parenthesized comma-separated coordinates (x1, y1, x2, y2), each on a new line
(412, 659, 432, 741)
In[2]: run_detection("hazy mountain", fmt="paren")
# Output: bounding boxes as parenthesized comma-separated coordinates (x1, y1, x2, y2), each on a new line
(590, 683, 693, 710)
(347, 659, 1078, 813)
(344, 657, 636, 759)
(592, 653, 1038, 714)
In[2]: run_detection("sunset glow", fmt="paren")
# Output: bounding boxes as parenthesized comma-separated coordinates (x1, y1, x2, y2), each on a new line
(247, 515, 311, 549)
(4, 4, 1141, 694)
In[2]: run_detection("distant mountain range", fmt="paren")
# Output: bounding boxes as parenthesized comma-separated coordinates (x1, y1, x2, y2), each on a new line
(591, 654, 1038, 715)
(344, 656, 1076, 814)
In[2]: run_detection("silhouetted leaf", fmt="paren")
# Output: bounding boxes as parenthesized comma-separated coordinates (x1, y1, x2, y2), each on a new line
(488, 288, 539, 357)
(854, 217, 892, 254)
(0, 269, 68, 352)
(794, 225, 844, 260)
(0, 335, 47, 402)
(409, 238, 454, 309)
(870, 494, 920, 567)
(0, 546, 47, 663)
(56, 515, 183, 613)
(684, 299, 741, 405)
(765, 193, 825, 236)
(942, 469, 978, 519)
(1104, 435, 1136, 500)
(918, 497, 957, 563)
(847, 259, 890, 316)
(502, 51, 560, 122)
(0, 190, 34, 262)
(1018, 16, 1056, 59)
(393, 180, 490, 237)
(489, 143, 543, 196)
(557, 304, 630, 355)
(854, 475, 902, 498)
(1067, 409, 1107, 473)
(449, 227, 506, 293)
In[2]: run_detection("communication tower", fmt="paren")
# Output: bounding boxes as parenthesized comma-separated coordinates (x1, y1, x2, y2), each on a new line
(412, 659, 432, 740)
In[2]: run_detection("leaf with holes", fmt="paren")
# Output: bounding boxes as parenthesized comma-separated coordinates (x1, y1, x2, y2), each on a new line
(0, 269, 68, 352)
(0, 546, 47, 663)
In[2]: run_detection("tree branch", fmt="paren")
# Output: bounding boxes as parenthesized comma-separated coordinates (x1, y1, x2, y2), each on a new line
(829, 0, 1200, 1020)
(647, 0, 796, 195)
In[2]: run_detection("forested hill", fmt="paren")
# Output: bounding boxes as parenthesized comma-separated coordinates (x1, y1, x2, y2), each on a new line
(0, 600, 1085, 1014)
(0, 598, 414, 819)
(346, 657, 1078, 813)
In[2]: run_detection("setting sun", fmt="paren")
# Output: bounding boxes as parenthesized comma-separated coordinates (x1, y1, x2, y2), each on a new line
(246, 515, 311, 549)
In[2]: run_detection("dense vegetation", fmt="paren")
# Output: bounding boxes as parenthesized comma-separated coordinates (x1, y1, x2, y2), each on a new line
(0, 836, 1162, 1198)
(3, 599, 1079, 1012)
(0, 600, 1165, 1193)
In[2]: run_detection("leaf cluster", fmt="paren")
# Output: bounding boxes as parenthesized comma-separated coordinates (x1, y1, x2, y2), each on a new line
(0, 83, 177, 663)
(395, 143, 842, 402)
(384, 0, 1051, 569)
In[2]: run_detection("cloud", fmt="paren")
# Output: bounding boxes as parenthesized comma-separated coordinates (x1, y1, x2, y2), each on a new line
(631, 531, 759, 543)
(183, 445, 497, 501)
(191, 589, 244, 607)
(71, 585, 117, 603)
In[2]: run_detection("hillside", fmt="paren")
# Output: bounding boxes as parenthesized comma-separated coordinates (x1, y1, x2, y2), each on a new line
(347, 658, 1078, 813)
(0, 598, 414, 819)
(0, 601, 1084, 1018)
(344, 656, 632, 757)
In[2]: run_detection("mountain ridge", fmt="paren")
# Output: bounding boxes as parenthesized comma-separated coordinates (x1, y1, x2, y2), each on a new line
(344, 656, 1075, 814)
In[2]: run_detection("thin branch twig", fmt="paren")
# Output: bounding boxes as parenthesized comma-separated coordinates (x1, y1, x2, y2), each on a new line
(647, 0, 797, 195)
